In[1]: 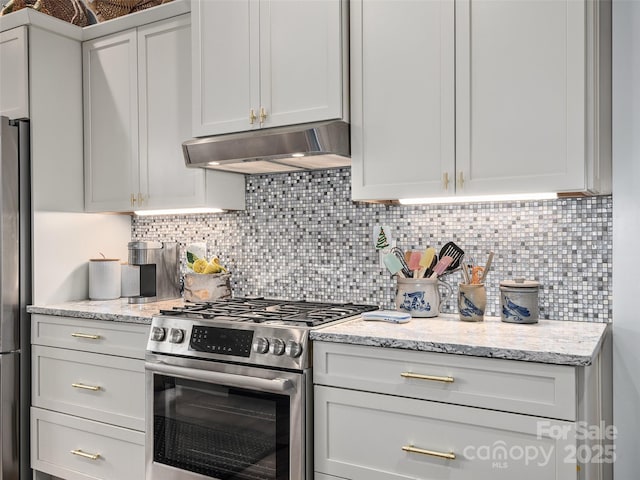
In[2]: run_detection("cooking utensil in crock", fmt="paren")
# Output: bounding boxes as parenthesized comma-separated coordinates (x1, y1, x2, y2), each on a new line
(439, 242, 464, 271)
(418, 247, 437, 278)
(383, 252, 406, 277)
(390, 247, 412, 278)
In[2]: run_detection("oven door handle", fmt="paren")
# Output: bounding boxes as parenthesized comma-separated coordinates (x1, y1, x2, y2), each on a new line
(145, 361, 294, 393)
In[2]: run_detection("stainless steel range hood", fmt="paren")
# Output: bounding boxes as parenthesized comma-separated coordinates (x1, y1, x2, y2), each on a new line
(183, 120, 350, 174)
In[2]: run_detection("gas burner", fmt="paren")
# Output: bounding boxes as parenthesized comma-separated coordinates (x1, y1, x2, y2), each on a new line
(159, 298, 378, 327)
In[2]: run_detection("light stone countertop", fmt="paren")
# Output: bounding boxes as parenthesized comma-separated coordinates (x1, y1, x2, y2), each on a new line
(27, 298, 186, 325)
(310, 314, 610, 366)
(27, 300, 610, 366)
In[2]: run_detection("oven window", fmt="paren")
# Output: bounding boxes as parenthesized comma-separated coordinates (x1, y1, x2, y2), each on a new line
(153, 374, 290, 480)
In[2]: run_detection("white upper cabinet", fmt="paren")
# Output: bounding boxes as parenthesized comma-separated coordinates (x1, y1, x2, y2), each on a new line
(84, 15, 245, 213)
(455, 0, 594, 196)
(192, 0, 347, 137)
(137, 16, 205, 210)
(351, 0, 611, 201)
(0, 26, 29, 119)
(83, 29, 138, 212)
(350, 0, 455, 200)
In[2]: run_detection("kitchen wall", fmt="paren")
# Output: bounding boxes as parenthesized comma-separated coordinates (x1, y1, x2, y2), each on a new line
(612, 0, 639, 476)
(132, 168, 612, 322)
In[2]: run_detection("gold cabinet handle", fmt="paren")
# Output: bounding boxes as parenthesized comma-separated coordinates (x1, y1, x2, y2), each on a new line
(71, 333, 101, 340)
(137, 192, 147, 206)
(457, 171, 464, 188)
(443, 172, 450, 191)
(402, 445, 456, 460)
(249, 108, 257, 124)
(401, 372, 454, 383)
(70, 449, 100, 461)
(130, 193, 137, 207)
(259, 106, 267, 125)
(72, 383, 101, 391)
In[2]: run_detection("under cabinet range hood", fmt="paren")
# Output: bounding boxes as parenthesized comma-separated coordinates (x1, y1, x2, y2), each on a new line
(182, 120, 350, 174)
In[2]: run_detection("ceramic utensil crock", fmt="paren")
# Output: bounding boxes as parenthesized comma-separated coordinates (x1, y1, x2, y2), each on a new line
(396, 277, 452, 317)
(458, 283, 487, 322)
(500, 278, 540, 323)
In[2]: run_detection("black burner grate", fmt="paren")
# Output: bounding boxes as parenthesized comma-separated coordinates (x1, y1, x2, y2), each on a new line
(159, 298, 378, 326)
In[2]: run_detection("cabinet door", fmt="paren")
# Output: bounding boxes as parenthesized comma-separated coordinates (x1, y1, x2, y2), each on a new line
(83, 30, 139, 212)
(31, 408, 145, 480)
(32, 346, 145, 431)
(350, 0, 455, 201)
(0, 26, 28, 119)
(315, 386, 576, 480)
(259, 0, 345, 129)
(192, 0, 260, 136)
(455, 0, 587, 195)
(138, 15, 207, 210)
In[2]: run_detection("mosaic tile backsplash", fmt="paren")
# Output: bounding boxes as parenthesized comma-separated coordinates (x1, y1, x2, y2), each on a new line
(132, 168, 612, 322)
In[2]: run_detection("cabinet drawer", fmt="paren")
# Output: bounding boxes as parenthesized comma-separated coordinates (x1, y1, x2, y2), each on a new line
(32, 346, 145, 431)
(313, 342, 576, 420)
(315, 386, 576, 480)
(32, 314, 149, 359)
(315, 473, 349, 480)
(31, 407, 144, 480)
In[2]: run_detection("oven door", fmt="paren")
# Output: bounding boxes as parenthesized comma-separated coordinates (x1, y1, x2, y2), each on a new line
(145, 353, 309, 480)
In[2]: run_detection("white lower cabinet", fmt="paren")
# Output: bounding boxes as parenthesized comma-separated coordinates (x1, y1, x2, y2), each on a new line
(31, 316, 149, 480)
(315, 473, 349, 480)
(314, 342, 612, 480)
(315, 386, 575, 480)
(32, 346, 145, 431)
(31, 409, 144, 480)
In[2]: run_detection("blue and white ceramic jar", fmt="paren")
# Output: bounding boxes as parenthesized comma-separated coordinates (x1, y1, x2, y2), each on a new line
(499, 279, 540, 324)
(396, 277, 453, 318)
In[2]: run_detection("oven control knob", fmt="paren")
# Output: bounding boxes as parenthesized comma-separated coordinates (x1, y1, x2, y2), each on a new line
(269, 338, 286, 356)
(150, 326, 166, 342)
(169, 328, 185, 344)
(285, 340, 303, 358)
(253, 337, 270, 354)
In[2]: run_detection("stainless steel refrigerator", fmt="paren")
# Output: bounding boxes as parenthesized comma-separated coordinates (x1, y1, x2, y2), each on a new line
(0, 116, 31, 480)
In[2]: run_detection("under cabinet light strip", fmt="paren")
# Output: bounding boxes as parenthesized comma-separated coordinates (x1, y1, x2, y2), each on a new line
(134, 207, 225, 216)
(399, 192, 558, 205)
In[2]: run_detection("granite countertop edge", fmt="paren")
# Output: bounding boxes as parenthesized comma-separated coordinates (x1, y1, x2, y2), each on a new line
(27, 305, 153, 325)
(309, 316, 611, 367)
(309, 330, 600, 366)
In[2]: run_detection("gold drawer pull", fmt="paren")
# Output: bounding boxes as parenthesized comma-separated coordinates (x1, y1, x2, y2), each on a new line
(401, 372, 454, 383)
(71, 333, 101, 340)
(402, 445, 456, 460)
(72, 383, 101, 392)
(70, 449, 100, 460)
(443, 172, 450, 190)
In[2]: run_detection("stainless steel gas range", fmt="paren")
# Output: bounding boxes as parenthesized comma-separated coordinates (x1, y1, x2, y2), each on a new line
(145, 298, 377, 480)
